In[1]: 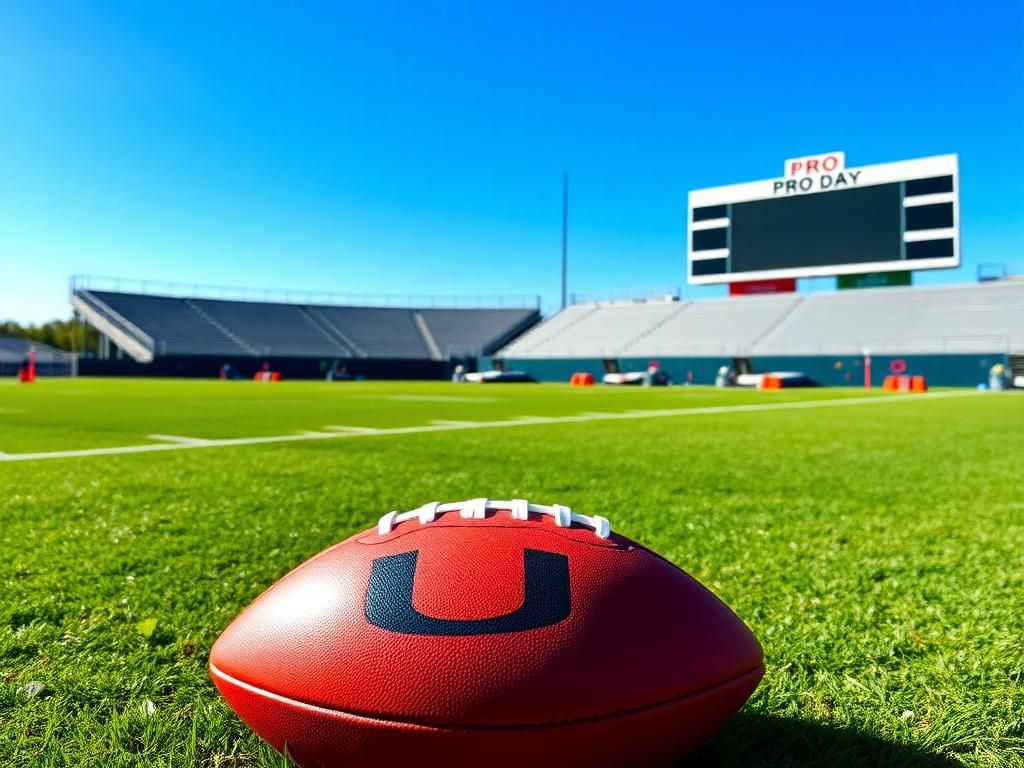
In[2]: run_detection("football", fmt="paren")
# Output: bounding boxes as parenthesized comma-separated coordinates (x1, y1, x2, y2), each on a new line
(209, 499, 764, 767)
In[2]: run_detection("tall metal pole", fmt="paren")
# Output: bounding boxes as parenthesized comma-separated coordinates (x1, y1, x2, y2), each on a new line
(561, 171, 569, 310)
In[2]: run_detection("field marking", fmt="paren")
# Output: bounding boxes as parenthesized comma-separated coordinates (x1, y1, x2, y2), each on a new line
(353, 394, 500, 403)
(323, 425, 382, 434)
(148, 434, 212, 446)
(0, 390, 987, 464)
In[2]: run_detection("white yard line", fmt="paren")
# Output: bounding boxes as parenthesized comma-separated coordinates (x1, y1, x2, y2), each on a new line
(148, 434, 212, 446)
(354, 394, 500, 403)
(322, 425, 383, 434)
(0, 390, 985, 464)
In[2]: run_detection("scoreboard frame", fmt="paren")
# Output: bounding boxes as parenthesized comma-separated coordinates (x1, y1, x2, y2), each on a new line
(687, 153, 960, 285)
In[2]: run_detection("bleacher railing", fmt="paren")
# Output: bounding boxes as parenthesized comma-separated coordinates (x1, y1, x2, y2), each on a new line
(761, 335, 1015, 356)
(72, 289, 156, 352)
(568, 286, 680, 305)
(70, 275, 541, 310)
(507, 335, 1015, 358)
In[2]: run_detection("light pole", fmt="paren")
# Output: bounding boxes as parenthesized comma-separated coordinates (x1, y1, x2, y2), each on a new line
(561, 171, 568, 310)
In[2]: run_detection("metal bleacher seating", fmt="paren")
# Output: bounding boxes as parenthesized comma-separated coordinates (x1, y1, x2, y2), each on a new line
(76, 289, 539, 362)
(753, 282, 1024, 355)
(418, 308, 539, 358)
(496, 281, 1024, 360)
(633, 293, 802, 357)
(500, 301, 683, 358)
(496, 304, 598, 358)
(190, 300, 349, 357)
(308, 306, 428, 359)
(90, 291, 249, 357)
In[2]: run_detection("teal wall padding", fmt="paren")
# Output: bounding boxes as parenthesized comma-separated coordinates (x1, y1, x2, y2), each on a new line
(501, 353, 1007, 387)
(618, 357, 733, 385)
(751, 354, 1008, 388)
(501, 358, 606, 382)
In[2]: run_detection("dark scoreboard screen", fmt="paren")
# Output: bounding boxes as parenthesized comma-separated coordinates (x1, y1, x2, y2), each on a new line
(687, 154, 959, 284)
(731, 183, 901, 272)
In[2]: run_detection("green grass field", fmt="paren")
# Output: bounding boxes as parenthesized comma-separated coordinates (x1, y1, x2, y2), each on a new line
(1, 378, 1021, 767)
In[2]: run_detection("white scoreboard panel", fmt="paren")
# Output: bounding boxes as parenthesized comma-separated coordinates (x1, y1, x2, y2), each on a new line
(687, 153, 960, 285)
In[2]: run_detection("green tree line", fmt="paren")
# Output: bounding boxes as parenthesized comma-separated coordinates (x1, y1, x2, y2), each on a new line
(0, 318, 98, 352)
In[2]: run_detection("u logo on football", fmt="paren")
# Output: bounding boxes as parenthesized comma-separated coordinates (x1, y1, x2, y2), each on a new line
(365, 549, 571, 635)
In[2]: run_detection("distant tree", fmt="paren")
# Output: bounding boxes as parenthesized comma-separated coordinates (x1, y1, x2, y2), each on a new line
(0, 318, 98, 352)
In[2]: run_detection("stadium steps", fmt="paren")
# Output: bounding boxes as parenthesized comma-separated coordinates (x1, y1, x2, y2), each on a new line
(477, 309, 543, 357)
(184, 299, 262, 356)
(752, 282, 1024, 356)
(301, 307, 366, 358)
(616, 301, 692, 355)
(413, 311, 444, 361)
(416, 308, 539, 359)
(497, 304, 600, 357)
(71, 290, 155, 363)
(307, 306, 431, 359)
(745, 295, 806, 352)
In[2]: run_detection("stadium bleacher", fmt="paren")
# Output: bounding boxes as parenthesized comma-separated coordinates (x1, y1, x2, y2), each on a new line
(0, 338, 75, 376)
(308, 306, 428, 359)
(73, 289, 539, 364)
(189, 299, 348, 358)
(499, 301, 682, 358)
(495, 304, 599, 358)
(89, 291, 250, 357)
(635, 293, 802, 357)
(498, 282, 1024, 360)
(754, 282, 1024, 355)
(418, 308, 539, 359)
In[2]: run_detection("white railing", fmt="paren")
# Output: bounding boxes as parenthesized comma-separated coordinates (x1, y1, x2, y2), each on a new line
(753, 335, 1013, 356)
(568, 286, 680, 305)
(503, 334, 1014, 359)
(69, 275, 540, 310)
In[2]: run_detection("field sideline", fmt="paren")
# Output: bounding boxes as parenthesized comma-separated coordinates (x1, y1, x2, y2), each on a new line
(0, 379, 1021, 767)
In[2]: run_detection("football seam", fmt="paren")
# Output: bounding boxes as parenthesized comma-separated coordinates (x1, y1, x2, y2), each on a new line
(209, 661, 764, 732)
(357, 521, 630, 550)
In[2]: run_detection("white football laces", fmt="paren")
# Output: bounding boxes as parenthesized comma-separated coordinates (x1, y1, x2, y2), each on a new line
(377, 498, 612, 540)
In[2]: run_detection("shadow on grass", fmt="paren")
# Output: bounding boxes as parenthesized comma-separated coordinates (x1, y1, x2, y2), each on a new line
(683, 712, 960, 768)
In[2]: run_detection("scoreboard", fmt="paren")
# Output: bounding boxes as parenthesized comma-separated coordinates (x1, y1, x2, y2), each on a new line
(688, 153, 959, 285)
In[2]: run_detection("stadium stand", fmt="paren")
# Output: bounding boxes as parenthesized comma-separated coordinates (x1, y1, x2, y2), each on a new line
(71, 286, 540, 376)
(0, 338, 75, 377)
(495, 303, 599, 357)
(418, 308, 540, 359)
(85, 291, 248, 358)
(189, 299, 348, 358)
(500, 282, 1024, 359)
(753, 282, 1024, 355)
(496, 281, 1024, 386)
(498, 300, 681, 358)
(307, 306, 428, 359)
(633, 293, 802, 357)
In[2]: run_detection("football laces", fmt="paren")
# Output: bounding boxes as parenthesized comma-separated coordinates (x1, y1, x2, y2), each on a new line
(377, 498, 611, 539)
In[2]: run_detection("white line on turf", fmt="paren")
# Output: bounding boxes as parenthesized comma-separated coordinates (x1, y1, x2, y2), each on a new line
(148, 434, 212, 445)
(322, 425, 382, 434)
(355, 394, 500, 403)
(0, 390, 985, 463)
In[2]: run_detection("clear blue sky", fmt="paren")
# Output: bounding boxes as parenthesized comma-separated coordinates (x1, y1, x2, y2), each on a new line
(1, 1, 1021, 323)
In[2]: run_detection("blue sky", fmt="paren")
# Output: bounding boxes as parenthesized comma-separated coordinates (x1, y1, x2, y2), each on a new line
(1, 1, 1021, 322)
